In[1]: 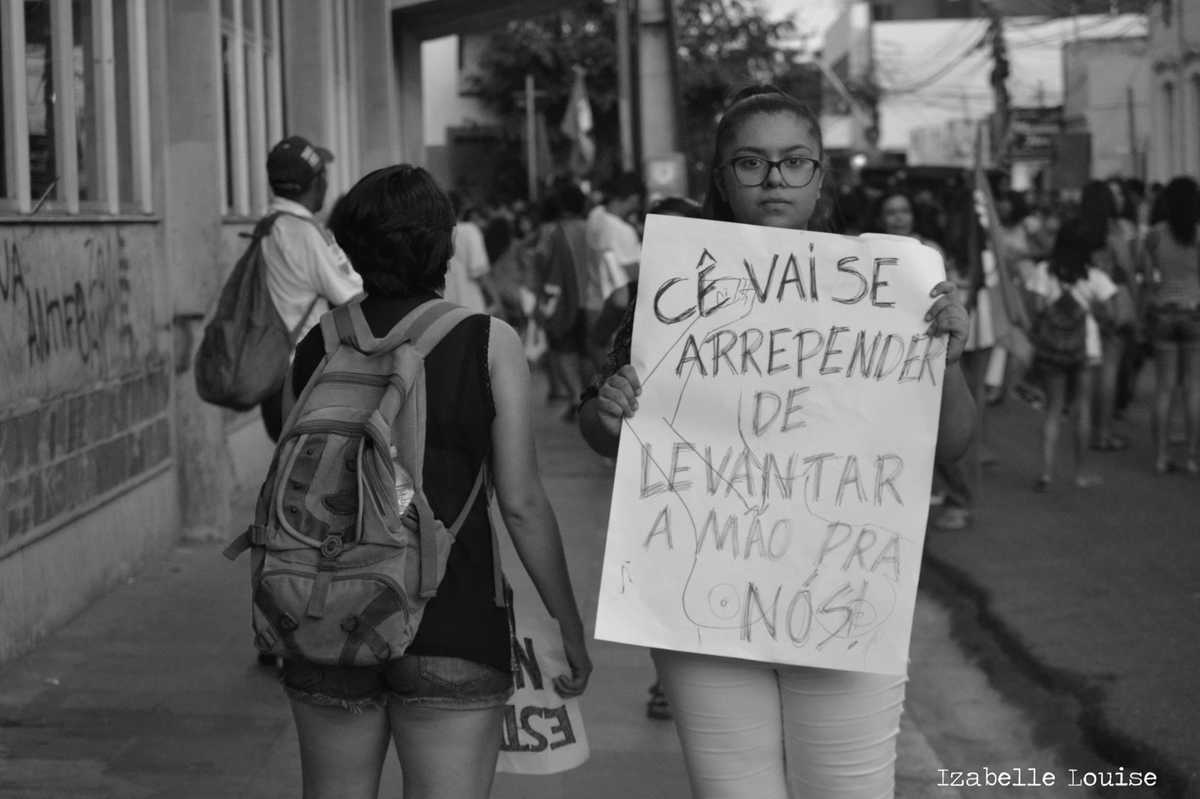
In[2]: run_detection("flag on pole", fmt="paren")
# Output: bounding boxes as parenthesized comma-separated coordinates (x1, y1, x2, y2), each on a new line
(972, 122, 1031, 340)
(561, 65, 595, 177)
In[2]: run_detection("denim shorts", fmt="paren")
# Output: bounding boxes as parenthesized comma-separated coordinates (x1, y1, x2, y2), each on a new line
(282, 655, 514, 713)
(1148, 304, 1200, 346)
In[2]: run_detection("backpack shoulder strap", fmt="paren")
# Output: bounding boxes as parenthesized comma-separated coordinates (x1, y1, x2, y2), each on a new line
(409, 303, 477, 357)
(323, 303, 359, 351)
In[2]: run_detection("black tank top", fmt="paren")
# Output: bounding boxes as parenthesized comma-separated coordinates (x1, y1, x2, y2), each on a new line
(291, 292, 510, 673)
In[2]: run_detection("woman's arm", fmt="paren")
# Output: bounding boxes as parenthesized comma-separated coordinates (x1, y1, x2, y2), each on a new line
(935, 363, 975, 464)
(578, 365, 641, 458)
(488, 318, 591, 697)
(925, 280, 977, 464)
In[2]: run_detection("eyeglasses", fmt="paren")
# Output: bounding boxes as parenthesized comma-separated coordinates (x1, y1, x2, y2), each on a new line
(721, 156, 821, 188)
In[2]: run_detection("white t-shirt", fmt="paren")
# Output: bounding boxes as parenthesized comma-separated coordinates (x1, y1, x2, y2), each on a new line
(261, 197, 363, 344)
(444, 222, 491, 312)
(585, 208, 641, 310)
(1027, 264, 1116, 363)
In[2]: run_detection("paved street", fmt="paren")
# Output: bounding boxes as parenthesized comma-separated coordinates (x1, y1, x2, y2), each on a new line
(0, 373, 1192, 798)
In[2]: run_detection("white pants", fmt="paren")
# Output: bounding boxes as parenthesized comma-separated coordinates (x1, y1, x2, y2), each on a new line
(652, 649, 906, 799)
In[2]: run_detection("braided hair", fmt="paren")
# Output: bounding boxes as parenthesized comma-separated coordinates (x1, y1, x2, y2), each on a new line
(327, 165, 456, 298)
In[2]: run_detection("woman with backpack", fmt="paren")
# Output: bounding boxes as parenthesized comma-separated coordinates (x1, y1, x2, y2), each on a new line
(1029, 219, 1117, 492)
(1139, 176, 1200, 475)
(280, 165, 592, 799)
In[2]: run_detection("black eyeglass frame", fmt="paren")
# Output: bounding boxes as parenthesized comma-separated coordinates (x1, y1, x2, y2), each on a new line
(720, 156, 822, 188)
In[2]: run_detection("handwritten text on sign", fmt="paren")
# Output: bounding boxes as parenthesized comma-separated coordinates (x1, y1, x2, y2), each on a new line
(595, 216, 946, 675)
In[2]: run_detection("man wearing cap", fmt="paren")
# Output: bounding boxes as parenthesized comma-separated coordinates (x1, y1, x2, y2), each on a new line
(259, 135, 363, 443)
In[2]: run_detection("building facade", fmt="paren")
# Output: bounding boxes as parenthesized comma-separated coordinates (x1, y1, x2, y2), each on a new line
(1062, 36, 1151, 181)
(0, 0, 415, 665)
(1148, 0, 1200, 181)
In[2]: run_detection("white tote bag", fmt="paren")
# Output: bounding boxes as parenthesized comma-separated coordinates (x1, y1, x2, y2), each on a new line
(492, 505, 590, 775)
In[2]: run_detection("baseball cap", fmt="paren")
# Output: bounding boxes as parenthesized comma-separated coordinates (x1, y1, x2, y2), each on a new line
(267, 136, 333, 193)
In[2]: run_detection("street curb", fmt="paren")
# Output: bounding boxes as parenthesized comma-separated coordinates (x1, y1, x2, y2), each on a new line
(919, 551, 1191, 799)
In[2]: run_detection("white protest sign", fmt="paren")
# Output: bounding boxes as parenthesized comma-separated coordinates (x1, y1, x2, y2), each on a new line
(594, 215, 947, 675)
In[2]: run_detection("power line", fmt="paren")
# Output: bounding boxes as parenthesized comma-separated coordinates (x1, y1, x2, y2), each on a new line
(880, 32, 990, 95)
(1006, 15, 1145, 49)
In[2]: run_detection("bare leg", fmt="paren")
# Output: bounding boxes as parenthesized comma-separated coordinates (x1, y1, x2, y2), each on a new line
(390, 704, 505, 799)
(1181, 342, 1200, 471)
(1153, 343, 1180, 472)
(1074, 366, 1100, 486)
(1039, 370, 1067, 489)
(1094, 334, 1124, 447)
(288, 698, 390, 799)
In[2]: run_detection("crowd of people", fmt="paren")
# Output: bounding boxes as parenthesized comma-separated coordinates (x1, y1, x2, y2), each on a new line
(241, 80, 1198, 799)
(437, 157, 1199, 514)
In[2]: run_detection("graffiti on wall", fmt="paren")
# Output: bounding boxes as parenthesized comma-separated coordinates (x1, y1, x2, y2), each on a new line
(0, 226, 157, 406)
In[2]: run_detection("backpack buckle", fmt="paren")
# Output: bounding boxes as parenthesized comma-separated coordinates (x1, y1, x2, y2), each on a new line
(320, 535, 344, 558)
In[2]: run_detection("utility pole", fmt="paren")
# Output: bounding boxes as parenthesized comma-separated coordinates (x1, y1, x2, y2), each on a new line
(615, 0, 636, 172)
(982, 0, 1011, 169)
(864, 1, 880, 156)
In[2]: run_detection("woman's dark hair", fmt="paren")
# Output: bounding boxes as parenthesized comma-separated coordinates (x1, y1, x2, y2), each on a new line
(648, 196, 704, 219)
(1160, 176, 1199, 246)
(537, 193, 562, 225)
(996, 189, 1027, 227)
(556, 183, 588, 217)
(1078, 179, 1118, 251)
(327, 164, 455, 298)
(871, 189, 916, 234)
(702, 85, 824, 225)
(483, 215, 513, 263)
(1050, 218, 1093, 285)
(602, 172, 645, 203)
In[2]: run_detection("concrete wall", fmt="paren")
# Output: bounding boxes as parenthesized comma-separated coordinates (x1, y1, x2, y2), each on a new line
(0, 0, 183, 663)
(1063, 37, 1151, 180)
(0, 0, 542, 669)
(1148, 0, 1200, 180)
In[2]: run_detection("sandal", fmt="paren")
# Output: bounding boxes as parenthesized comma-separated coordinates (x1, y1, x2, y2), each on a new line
(1074, 474, 1103, 488)
(1155, 456, 1174, 475)
(646, 682, 672, 721)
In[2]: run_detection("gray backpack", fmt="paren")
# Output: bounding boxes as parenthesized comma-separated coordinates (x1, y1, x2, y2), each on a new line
(224, 298, 501, 665)
(194, 212, 318, 410)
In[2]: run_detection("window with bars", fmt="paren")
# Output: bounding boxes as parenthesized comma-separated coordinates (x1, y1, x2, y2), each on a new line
(219, 0, 283, 217)
(0, 0, 151, 215)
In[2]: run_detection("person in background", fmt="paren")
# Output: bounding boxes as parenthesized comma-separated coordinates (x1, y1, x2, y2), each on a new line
(585, 172, 644, 367)
(873, 187, 944, 253)
(1029, 220, 1116, 491)
(1139, 176, 1200, 475)
(871, 188, 975, 526)
(1079, 180, 1136, 452)
(538, 183, 592, 422)
(282, 165, 591, 799)
(444, 193, 495, 313)
(579, 86, 974, 799)
(577, 194, 703, 722)
(482, 214, 525, 327)
(259, 136, 364, 446)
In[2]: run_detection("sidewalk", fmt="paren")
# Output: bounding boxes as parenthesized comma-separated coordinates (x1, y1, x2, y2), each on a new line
(923, 391, 1200, 799)
(0, 384, 964, 799)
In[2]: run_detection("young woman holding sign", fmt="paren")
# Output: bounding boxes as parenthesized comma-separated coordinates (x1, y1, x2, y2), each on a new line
(579, 86, 975, 799)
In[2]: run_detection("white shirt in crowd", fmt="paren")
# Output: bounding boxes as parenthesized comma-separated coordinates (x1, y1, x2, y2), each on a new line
(584, 205, 641, 311)
(444, 221, 491, 312)
(260, 196, 363, 343)
(1027, 262, 1117, 364)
